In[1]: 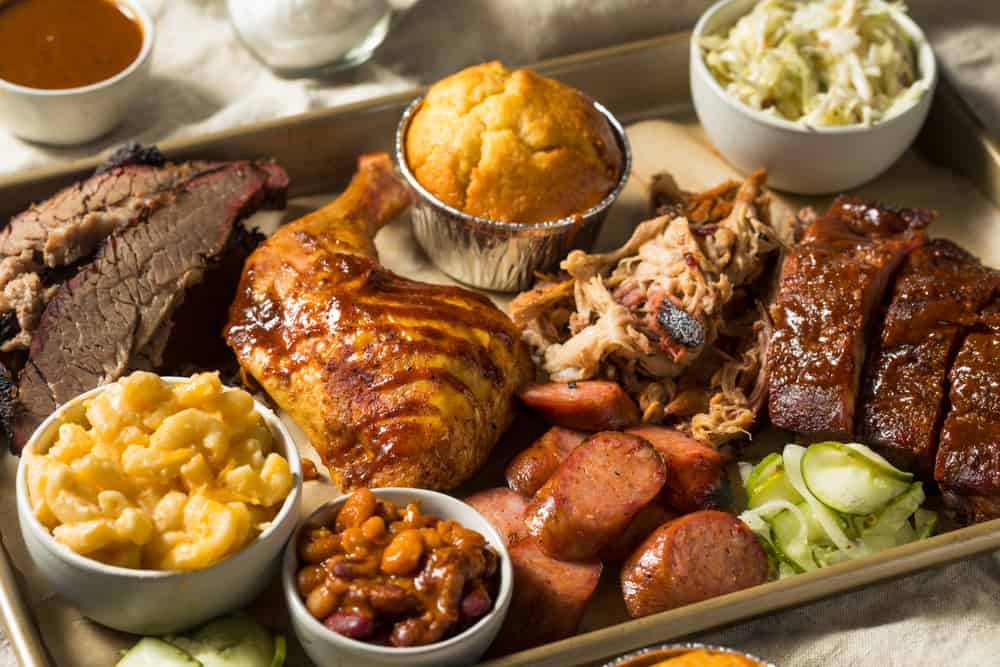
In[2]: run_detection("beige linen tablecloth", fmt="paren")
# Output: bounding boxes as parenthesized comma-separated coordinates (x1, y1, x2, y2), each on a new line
(3, 1, 1000, 665)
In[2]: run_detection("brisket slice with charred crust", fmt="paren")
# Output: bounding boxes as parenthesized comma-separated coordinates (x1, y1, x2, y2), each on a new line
(935, 332, 1000, 523)
(10, 160, 288, 452)
(858, 240, 1000, 476)
(0, 156, 226, 352)
(766, 197, 931, 440)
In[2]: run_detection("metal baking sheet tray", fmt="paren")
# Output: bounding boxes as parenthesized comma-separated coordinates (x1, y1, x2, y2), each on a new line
(2, 30, 1000, 667)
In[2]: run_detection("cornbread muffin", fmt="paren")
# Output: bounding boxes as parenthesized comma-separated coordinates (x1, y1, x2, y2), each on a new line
(405, 61, 623, 224)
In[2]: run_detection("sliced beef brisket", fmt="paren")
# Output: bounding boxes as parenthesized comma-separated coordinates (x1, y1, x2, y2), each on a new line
(857, 240, 1000, 476)
(766, 197, 931, 440)
(0, 158, 223, 351)
(11, 160, 288, 451)
(94, 141, 167, 174)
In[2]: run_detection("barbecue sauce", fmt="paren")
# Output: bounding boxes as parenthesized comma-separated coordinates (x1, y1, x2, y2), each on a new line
(0, 0, 144, 90)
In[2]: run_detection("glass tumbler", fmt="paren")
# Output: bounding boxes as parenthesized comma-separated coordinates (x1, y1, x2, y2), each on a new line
(227, 0, 419, 75)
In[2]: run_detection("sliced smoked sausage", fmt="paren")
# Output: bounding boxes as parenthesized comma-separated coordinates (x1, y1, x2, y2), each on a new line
(505, 426, 587, 497)
(519, 381, 640, 431)
(626, 425, 727, 513)
(620, 510, 770, 618)
(598, 499, 677, 563)
(524, 431, 667, 561)
(489, 538, 602, 656)
(463, 487, 529, 547)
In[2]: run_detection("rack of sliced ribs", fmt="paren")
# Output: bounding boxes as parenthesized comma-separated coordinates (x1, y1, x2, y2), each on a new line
(766, 196, 1000, 524)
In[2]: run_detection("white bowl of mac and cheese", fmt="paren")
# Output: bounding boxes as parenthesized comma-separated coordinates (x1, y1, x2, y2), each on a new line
(15, 372, 303, 634)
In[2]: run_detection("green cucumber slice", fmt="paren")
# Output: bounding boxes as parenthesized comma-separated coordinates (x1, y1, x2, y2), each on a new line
(862, 483, 925, 537)
(748, 469, 804, 509)
(858, 534, 897, 554)
(851, 513, 878, 535)
(739, 509, 771, 535)
(771, 505, 815, 573)
(742, 520, 781, 579)
(894, 519, 916, 545)
(782, 445, 853, 551)
(746, 453, 783, 494)
(801, 442, 911, 515)
(777, 560, 799, 579)
(915, 508, 938, 539)
(169, 615, 281, 667)
(844, 514, 868, 539)
(117, 639, 201, 667)
(794, 501, 833, 543)
(843, 443, 914, 482)
(270, 636, 286, 667)
(811, 544, 851, 568)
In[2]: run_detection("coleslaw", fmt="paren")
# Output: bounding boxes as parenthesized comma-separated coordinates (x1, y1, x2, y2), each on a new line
(701, 0, 928, 128)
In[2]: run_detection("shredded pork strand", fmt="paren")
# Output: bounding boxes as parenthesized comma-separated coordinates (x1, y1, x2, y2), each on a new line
(512, 169, 782, 446)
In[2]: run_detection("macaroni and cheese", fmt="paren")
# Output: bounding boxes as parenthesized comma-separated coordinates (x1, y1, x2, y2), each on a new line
(26, 371, 295, 571)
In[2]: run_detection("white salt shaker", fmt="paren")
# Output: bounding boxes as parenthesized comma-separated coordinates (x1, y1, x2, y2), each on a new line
(227, 0, 419, 75)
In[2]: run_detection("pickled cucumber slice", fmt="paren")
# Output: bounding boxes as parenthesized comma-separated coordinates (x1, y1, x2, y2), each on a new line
(117, 639, 201, 667)
(801, 442, 911, 515)
(169, 616, 282, 667)
(746, 453, 783, 494)
(748, 468, 804, 510)
(843, 443, 914, 482)
(783, 445, 853, 551)
(915, 508, 939, 539)
(771, 505, 815, 573)
(862, 483, 925, 537)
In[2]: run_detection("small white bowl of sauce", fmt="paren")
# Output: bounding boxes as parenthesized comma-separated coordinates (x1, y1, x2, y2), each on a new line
(0, 0, 154, 145)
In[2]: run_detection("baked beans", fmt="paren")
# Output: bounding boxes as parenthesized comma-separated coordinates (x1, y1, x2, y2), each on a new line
(295, 489, 500, 647)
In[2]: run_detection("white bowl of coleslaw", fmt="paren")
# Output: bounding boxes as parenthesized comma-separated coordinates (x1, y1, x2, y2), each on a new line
(691, 0, 936, 194)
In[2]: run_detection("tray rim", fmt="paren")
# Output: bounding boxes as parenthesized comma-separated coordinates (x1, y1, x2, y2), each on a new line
(1, 28, 999, 667)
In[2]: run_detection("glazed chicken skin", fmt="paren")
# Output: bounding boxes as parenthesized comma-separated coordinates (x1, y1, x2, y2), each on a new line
(225, 153, 532, 491)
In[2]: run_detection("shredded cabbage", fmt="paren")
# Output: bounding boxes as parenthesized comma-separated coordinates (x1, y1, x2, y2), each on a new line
(701, 0, 928, 127)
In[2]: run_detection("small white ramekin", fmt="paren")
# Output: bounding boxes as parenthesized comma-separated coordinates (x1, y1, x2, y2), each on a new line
(691, 0, 937, 194)
(0, 0, 155, 146)
(283, 488, 513, 667)
(15, 377, 302, 635)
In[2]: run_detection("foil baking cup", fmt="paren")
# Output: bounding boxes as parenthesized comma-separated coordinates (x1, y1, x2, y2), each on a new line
(603, 641, 775, 667)
(395, 96, 632, 292)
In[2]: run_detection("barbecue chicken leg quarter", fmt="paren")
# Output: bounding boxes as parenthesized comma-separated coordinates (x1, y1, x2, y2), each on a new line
(225, 153, 533, 491)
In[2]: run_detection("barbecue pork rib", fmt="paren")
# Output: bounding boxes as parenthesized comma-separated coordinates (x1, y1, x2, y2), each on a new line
(935, 332, 1000, 523)
(225, 153, 532, 491)
(857, 240, 1000, 476)
(766, 197, 931, 440)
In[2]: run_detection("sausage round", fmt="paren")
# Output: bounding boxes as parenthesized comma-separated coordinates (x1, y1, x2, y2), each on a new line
(626, 425, 727, 513)
(505, 426, 587, 497)
(519, 381, 640, 431)
(489, 538, 602, 656)
(620, 510, 770, 618)
(463, 487, 529, 547)
(598, 499, 677, 563)
(524, 431, 667, 561)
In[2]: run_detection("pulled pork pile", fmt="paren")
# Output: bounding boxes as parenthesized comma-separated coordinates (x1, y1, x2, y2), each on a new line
(511, 170, 783, 446)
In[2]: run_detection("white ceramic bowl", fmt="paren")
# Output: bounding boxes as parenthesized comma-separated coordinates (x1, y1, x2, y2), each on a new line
(691, 0, 937, 194)
(0, 0, 155, 145)
(283, 488, 513, 667)
(15, 377, 303, 635)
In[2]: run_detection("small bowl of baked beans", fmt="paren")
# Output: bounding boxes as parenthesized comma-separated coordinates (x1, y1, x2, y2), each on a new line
(283, 488, 513, 667)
